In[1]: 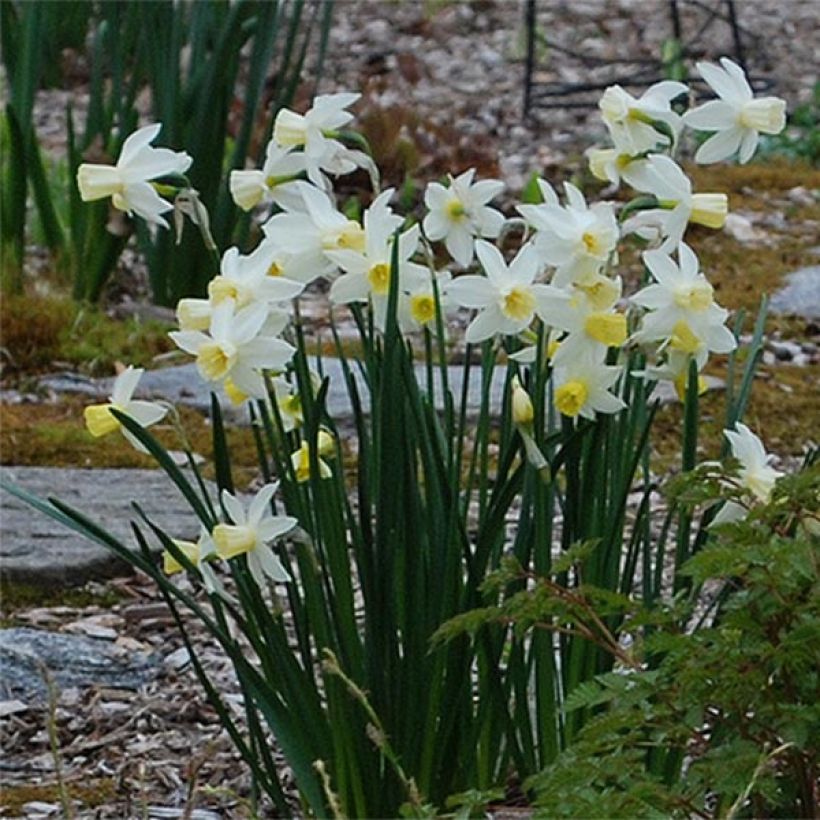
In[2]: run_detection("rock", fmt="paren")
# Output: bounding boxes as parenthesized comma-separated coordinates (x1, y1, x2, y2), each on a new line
(0, 627, 159, 704)
(723, 213, 766, 245)
(770, 266, 820, 320)
(0, 467, 213, 587)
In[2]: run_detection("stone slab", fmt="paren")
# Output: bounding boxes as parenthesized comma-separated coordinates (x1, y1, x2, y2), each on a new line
(0, 627, 159, 704)
(0, 467, 210, 587)
(38, 359, 698, 422)
(769, 265, 820, 320)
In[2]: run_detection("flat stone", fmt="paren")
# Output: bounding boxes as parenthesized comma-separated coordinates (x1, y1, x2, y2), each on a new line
(769, 266, 820, 320)
(0, 627, 159, 704)
(0, 467, 210, 587)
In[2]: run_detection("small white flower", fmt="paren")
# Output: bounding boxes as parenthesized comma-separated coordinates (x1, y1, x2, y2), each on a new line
(622, 155, 727, 250)
(448, 240, 550, 343)
(397, 269, 454, 334)
(712, 423, 784, 525)
(262, 182, 366, 284)
(423, 169, 505, 267)
(552, 354, 626, 420)
(162, 527, 233, 602)
(77, 124, 192, 227)
(598, 81, 687, 154)
(84, 366, 167, 452)
(213, 484, 297, 587)
(170, 300, 295, 399)
(229, 142, 306, 212)
(684, 58, 786, 164)
(632, 243, 736, 356)
(206, 246, 304, 310)
(517, 181, 618, 286)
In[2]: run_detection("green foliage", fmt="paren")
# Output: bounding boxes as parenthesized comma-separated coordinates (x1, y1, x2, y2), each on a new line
(525, 463, 820, 819)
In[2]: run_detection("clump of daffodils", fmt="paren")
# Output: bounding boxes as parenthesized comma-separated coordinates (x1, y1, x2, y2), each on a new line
(79, 58, 787, 593)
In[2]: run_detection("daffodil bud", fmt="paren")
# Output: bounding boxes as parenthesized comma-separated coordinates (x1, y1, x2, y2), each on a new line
(511, 376, 534, 426)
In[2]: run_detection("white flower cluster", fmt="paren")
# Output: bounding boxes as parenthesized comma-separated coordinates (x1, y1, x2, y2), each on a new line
(78, 59, 786, 428)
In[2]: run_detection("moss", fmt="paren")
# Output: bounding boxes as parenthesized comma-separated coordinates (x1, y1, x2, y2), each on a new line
(0, 779, 116, 816)
(0, 581, 122, 623)
(0, 293, 175, 378)
(0, 397, 262, 489)
(651, 362, 820, 470)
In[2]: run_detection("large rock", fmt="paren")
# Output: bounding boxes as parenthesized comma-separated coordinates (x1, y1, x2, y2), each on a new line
(770, 265, 820, 320)
(0, 628, 159, 704)
(0, 467, 210, 586)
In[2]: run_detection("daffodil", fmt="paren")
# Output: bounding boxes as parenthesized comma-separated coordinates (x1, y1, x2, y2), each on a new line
(206, 246, 304, 310)
(397, 269, 453, 333)
(631, 244, 736, 356)
(327, 189, 427, 329)
(290, 430, 336, 483)
(229, 142, 306, 212)
(552, 355, 625, 420)
(77, 123, 192, 227)
(517, 182, 618, 286)
(622, 155, 728, 250)
(684, 58, 786, 164)
(598, 81, 687, 154)
(586, 147, 642, 187)
(537, 275, 627, 365)
(448, 240, 550, 343)
(170, 300, 295, 400)
(422, 169, 505, 267)
(162, 527, 230, 600)
(84, 366, 167, 452)
(262, 181, 366, 283)
(213, 484, 297, 587)
(712, 423, 783, 525)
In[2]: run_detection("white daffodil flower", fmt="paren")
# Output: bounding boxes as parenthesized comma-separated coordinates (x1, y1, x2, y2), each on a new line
(274, 92, 359, 158)
(552, 354, 626, 420)
(448, 240, 550, 344)
(84, 366, 167, 452)
(644, 349, 710, 402)
(229, 142, 306, 212)
(684, 58, 787, 164)
(586, 147, 644, 188)
(423, 169, 505, 267)
(262, 181, 366, 283)
(162, 527, 233, 602)
(537, 276, 627, 365)
(397, 269, 454, 334)
(598, 81, 687, 154)
(622, 155, 728, 250)
(632, 244, 736, 356)
(712, 423, 784, 525)
(327, 189, 428, 329)
(272, 93, 375, 189)
(77, 123, 192, 227)
(213, 484, 297, 587)
(269, 375, 308, 432)
(517, 181, 618, 286)
(170, 300, 295, 400)
(207, 246, 304, 310)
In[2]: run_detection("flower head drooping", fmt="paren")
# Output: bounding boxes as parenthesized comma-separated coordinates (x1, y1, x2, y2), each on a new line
(622, 155, 728, 251)
(517, 181, 618, 287)
(398, 269, 454, 334)
(598, 81, 688, 154)
(77, 124, 192, 227)
(448, 240, 550, 344)
(162, 527, 232, 601)
(711, 423, 784, 525)
(84, 366, 167, 452)
(229, 142, 307, 212)
(684, 58, 787, 164)
(423, 169, 505, 267)
(213, 484, 297, 587)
